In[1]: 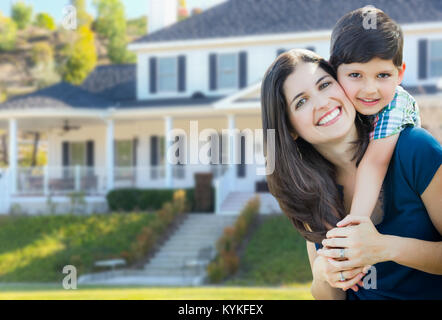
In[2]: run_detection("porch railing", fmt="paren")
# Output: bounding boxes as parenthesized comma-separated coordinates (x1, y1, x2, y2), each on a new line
(14, 164, 232, 196)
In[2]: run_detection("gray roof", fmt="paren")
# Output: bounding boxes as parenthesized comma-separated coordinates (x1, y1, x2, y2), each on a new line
(0, 65, 224, 110)
(0, 82, 113, 110)
(134, 0, 442, 44)
(81, 64, 136, 102)
(116, 96, 224, 109)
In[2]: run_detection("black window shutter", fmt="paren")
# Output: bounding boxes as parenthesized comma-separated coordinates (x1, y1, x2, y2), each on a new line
(86, 140, 94, 167)
(209, 53, 217, 90)
(277, 48, 286, 57)
(149, 57, 157, 93)
(178, 55, 186, 92)
(62, 142, 69, 167)
(239, 51, 248, 89)
(418, 39, 428, 80)
(133, 138, 138, 166)
(306, 46, 315, 52)
(150, 136, 158, 166)
(237, 135, 246, 178)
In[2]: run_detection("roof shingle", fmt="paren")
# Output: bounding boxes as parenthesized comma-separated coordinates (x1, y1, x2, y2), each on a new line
(133, 0, 442, 44)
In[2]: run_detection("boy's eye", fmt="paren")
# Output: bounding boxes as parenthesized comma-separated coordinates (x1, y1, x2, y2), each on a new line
(296, 97, 307, 109)
(348, 73, 361, 78)
(319, 81, 331, 90)
(377, 73, 391, 79)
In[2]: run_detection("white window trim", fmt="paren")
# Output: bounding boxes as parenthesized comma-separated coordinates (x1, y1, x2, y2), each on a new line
(428, 39, 442, 79)
(217, 52, 239, 90)
(157, 56, 178, 93)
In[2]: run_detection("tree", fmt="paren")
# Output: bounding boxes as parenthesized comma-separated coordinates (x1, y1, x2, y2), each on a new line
(11, 1, 33, 30)
(0, 12, 17, 51)
(93, 0, 134, 63)
(30, 42, 60, 88)
(61, 26, 97, 85)
(71, 0, 93, 28)
(34, 13, 56, 31)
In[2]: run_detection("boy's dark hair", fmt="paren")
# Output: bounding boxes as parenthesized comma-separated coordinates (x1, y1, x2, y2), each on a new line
(330, 6, 404, 70)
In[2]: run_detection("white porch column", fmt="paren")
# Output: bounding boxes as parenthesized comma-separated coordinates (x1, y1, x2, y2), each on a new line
(106, 119, 114, 191)
(8, 119, 17, 194)
(228, 114, 237, 190)
(164, 116, 173, 188)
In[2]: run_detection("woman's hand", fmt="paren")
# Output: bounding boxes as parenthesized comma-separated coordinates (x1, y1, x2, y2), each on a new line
(318, 216, 389, 270)
(312, 253, 366, 292)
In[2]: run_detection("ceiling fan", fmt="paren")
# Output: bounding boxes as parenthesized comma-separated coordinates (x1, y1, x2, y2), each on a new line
(58, 120, 80, 136)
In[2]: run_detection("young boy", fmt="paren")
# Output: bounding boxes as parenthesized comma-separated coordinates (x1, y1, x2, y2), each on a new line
(329, 7, 421, 222)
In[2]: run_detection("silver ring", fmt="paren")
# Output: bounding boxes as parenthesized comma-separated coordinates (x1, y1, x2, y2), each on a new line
(339, 248, 345, 259)
(339, 271, 346, 282)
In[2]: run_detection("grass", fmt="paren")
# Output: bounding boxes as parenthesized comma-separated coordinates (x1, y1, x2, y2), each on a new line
(0, 283, 313, 300)
(225, 214, 312, 286)
(0, 212, 156, 282)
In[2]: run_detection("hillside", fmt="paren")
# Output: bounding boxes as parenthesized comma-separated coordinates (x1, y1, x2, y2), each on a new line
(0, 16, 147, 103)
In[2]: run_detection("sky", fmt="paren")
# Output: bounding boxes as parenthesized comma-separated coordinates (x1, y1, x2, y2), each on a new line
(0, 0, 227, 22)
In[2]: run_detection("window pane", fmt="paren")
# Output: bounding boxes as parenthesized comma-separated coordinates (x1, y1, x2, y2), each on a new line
(116, 140, 133, 167)
(430, 40, 442, 59)
(218, 54, 237, 89)
(219, 54, 236, 70)
(158, 57, 177, 92)
(430, 60, 442, 77)
(70, 142, 86, 166)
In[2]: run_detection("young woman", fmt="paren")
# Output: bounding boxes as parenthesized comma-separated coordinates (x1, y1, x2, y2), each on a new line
(260, 49, 442, 300)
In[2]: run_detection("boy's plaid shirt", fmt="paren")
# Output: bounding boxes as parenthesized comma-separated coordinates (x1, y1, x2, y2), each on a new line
(370, 86, 421, 140)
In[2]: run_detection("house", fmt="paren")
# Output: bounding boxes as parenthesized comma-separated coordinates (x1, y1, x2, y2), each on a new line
(0, 0, 441, 215)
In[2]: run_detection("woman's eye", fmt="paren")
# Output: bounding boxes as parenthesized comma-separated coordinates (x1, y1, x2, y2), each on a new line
(349, 73, 361, 78)
(319, 81, 331, 90)
(377, 73, 391, 79)
(296, 98, 307, 109)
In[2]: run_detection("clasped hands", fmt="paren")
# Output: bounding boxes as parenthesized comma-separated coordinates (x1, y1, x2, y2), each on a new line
(316, 215, 386, 292)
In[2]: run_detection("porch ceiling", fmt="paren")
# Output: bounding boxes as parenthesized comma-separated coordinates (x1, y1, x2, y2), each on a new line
(0, 117, 105, 131)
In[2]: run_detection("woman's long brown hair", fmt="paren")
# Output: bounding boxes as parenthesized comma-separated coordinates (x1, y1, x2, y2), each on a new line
(261, 49, 372, 243)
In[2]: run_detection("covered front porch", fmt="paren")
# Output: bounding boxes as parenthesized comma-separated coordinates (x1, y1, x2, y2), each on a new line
(0, 106, 267, 214)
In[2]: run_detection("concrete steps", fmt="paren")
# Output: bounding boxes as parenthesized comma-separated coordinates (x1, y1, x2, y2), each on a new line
(78, 213, 236, 286)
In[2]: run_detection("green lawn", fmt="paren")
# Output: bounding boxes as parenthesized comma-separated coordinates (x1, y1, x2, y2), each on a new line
(0, 283, 313, 300)
(226, 214, 312, 286)
(0, 213, 156, 282)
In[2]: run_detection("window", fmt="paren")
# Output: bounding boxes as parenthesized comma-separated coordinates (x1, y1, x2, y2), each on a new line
(158, 57, 177, 92)
(429, 40, 442, 78)
(70, 142, 86, 166)
(218, 53, 238, 89)
(115, 140, 133, 167)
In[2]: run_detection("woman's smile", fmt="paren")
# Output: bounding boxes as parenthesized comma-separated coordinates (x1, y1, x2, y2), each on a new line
(317, 106, 342, 126)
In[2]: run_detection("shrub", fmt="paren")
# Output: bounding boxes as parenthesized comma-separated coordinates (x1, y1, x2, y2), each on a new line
(34, 13, 56, 31)
(0, 12, 17, 51)
(207, 196, 260, 283)
(106, 187, 214, 213)
(11, 1, 33, 30)
(61, 26, 97, 85)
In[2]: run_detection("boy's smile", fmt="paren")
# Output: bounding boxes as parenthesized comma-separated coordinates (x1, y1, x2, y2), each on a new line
(336, 57, 405, 116)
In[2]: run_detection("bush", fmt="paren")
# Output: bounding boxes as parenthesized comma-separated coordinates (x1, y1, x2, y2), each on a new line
(106, 187, 214, 213)
(34, 13, 56, 31)
(0, 12, 17, 51)
(61, 26, 97, 85)
(207, 196, 260, 283)
(31, 42, 53, 66)
(11, 1, 33, 30)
